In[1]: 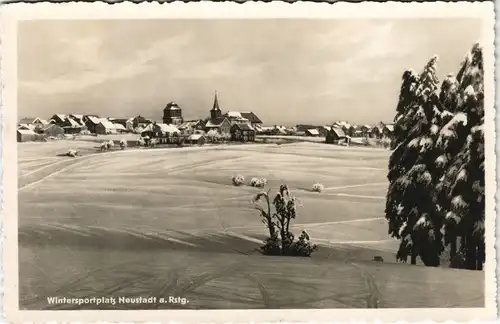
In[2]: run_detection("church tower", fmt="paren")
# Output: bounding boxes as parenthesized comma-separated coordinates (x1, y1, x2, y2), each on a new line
(210, 91, 222, 120)
(163, 101, 183, 125)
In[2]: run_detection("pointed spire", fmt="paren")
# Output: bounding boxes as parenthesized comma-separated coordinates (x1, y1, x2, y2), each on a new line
(212, 90, 220, 111)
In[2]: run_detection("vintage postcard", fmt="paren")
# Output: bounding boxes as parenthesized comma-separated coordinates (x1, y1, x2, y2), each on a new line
(1, 1, 497, 323)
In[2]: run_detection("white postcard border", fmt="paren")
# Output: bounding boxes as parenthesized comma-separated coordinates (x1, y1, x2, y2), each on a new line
(1, 2, 497, 323)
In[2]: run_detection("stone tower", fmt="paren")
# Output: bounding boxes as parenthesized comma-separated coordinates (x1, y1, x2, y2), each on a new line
(163, 101, 183, 125)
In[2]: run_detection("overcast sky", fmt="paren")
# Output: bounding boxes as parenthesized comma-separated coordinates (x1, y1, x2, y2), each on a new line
(18, 19, 481, 126)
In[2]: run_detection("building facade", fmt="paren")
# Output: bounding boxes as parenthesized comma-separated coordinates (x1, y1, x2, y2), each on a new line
(163, 102, 184, 125)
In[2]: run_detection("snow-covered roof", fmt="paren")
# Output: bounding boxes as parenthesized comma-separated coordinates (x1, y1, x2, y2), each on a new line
(65, 118, 80, 127)
(18, 124, 35, 130)
(188, 134, 204, 140)
(156, 123, 180, 134)
(70, 114, 84, 119)
(331, 127, 346, 138)
(306, 129, 320, 135)
(55, 114, 67, 120)
(99, 119, 116, 129)
(363, 125, 372, 129)
(17, 129, 36, 135)
(226, 111, 242, 118)
(87, 116, 101, 124)
(33, 117, 48, 125)
(384, 124, 395, 132)
(206, 117, 228, 127)
(233, 123, 255, 131)
(113, 123, 127, 131)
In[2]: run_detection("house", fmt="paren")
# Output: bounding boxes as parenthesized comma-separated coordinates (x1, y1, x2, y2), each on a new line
(49, 114, 68, 127)
(108, 118, 128, 128)
(113, 123, 128, 133)
(17, 129, 39, 142)
(141, 123, 181, 144)
(318, 126, 331, 137)
(187, 134, 206, 146)
(360, 125, 372, 137)
(69, 114, 86, 126)
(163, 102, 183, 126)
(296, 124, 319, 133)
(240, 112, 263, 128)
(383, 124, 395, 138)
(33, 117, 48, 129)
(326, 126, 347, 144)
(370, 125, 384, 139)
(178, 120, 206, 134)
(230, 123, 256, 142)
(224, 112, 251, 125)
(40, 124, 64, 138)
(125, 118, 134, 131)
(271, 125, 288, 135)
(132, 115, 152, 129)
(18, 117, 35, 126)
(305, 129, 320, 137)
(348, 125, 360, 137)
(95, 119, 117, 135)
(333, 121, 352, 135)
(18, 124, 35, 131)
(205, 117, 231, 134)
(84, 116, 102, 134)
(63, 117, 85, 134)
(18, 117, 48, 130)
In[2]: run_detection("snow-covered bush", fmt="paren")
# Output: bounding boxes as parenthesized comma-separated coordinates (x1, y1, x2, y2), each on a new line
(66, 149, 78, 157)
(250, 177, 267, 188)
(100, 142, 108, 151)
(137, 138, 145, 146)
(312, 183, 324, 193)
(119, 139, 127, 150)
(232, 175, 245, 186)
(107, 140, 115, 150)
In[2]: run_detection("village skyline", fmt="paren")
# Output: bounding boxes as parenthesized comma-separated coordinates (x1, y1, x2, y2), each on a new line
(18, 18, 481, 126)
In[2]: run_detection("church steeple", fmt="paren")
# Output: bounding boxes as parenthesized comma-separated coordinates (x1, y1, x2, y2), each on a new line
(210, 90, 222, 119)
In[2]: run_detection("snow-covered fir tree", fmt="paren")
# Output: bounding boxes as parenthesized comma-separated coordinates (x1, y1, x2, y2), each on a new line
(385, 55, 443, 265)
(386, 43, 485, 270)
(435, 43, 484, 270)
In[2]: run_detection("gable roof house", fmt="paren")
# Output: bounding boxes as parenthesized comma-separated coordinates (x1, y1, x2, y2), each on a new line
(113, 123, 128, 133)
(49, 114, 68, 127)
(187, 133, 206, 146)
(95, 119, 117, 135)
(383, 124, 395, 138)
(240, 112, 263, 126)
(18, 117, 35, 125)
(305, 128, 320, 137)
(224, 111, 251, 125)
(61, 117, 86, 134)
(178, 120, 206, 134)
(17, 129, 39, 142)
(326, 126, 347, 144)
(318, 126, 332, 137)
(205, 117, 232, 134)
(230, 123, 256, 142)
(133, 115, 152, 129)
(84, 116, 102, 134)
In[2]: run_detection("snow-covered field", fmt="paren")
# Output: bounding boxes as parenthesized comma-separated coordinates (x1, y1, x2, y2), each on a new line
(17, 141, 484, 309)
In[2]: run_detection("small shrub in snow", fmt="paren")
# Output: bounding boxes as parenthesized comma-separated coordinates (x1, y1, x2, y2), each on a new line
(119, 139, 127, 150)
(312, 183, 324, 193)
(250, 177, 267, 188)
(66, 149, 78, 157)
(232, 175, 245, 186)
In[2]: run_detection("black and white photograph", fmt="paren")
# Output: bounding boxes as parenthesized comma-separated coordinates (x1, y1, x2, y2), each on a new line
(2, 2, 497, 323)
